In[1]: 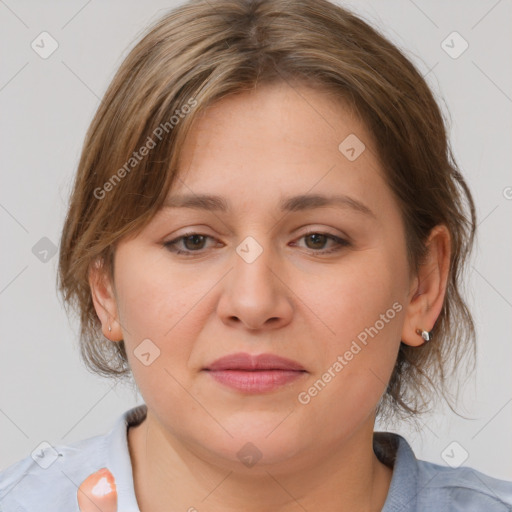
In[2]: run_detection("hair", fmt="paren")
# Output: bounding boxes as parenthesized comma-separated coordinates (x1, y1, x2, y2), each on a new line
(57, 0, 477, 422)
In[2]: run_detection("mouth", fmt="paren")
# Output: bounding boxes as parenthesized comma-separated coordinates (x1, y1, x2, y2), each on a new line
(203, 352, 307, 393)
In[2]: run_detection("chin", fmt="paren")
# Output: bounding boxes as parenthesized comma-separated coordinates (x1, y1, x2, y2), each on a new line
(194, 414, 308, 470)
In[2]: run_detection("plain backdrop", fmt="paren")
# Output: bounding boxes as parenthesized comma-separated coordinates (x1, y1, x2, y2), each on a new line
(1, 0, 511, 481)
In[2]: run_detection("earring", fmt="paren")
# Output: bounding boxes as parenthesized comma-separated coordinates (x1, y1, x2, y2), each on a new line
(416, 328, 432, 342)
(108, 323, 112, 333)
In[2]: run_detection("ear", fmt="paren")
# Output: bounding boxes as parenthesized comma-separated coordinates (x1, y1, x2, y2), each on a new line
(89, 259, 123, 342)
(401, 224, 451, 347)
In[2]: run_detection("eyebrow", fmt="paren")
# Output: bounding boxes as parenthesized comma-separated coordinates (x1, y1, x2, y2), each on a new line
(163, 193, 376, 218)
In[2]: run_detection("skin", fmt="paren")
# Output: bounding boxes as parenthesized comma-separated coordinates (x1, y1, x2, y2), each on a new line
(89, 81, 451, 511)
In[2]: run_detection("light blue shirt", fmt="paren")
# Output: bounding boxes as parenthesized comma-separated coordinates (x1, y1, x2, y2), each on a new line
(1, 404, 511, 511)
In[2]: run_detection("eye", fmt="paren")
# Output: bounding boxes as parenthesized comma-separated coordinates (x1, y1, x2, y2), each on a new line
(163, 230, 351, 257)
(164, 233, 219, 255)
(292, 231, 350, 254)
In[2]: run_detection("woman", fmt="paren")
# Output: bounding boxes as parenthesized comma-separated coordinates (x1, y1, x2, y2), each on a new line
(1, 0, 511, 510)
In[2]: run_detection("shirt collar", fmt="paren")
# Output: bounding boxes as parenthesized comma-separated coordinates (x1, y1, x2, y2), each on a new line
(105, 404, 147, 511)
(107, 405, 419, 511)
(375, 431, 419, 511)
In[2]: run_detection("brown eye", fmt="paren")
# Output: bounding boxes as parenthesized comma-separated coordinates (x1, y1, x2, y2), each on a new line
(182, 234, 207, 250)
(164, 233, 216, 255)
(304, 233, 329, 250)
(294, 231, 350, 254)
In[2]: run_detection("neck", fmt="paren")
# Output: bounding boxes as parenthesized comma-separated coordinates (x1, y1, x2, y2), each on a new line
(128, 410, 393, 512)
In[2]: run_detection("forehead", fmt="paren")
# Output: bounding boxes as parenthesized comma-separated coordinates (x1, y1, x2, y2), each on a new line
(182, 81, 370, 162)
(170, 81, 390, 217)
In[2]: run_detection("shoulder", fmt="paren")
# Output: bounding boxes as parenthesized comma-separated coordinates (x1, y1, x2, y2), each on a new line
(0, 404, 146, 512)
(376, 432, 512, 511)
(0, 431, 109, 512)
(416, 457, 512, 511)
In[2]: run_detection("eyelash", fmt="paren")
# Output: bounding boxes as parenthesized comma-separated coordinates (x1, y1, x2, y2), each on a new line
(164, 230, 351, 256)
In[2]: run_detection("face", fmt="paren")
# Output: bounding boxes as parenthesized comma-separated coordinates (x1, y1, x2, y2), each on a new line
(98, 81, 419, 471)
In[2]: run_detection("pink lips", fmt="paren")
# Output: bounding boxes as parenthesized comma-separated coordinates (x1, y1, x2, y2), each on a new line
(204, 353, 306, 393)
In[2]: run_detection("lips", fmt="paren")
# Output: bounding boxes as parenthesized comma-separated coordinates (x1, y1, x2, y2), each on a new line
(203, 352, 306, 393)
(204, 352, 305, 372)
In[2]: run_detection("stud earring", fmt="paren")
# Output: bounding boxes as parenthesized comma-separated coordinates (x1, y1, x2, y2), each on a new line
(108, 323, 112, 333)
(416, 328, 432, 342)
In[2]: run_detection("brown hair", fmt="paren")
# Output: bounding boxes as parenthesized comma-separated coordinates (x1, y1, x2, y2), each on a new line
(57, 0, 476, 420)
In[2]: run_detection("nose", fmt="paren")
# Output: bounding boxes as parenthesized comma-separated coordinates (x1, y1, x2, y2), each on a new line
(216, 240, 294, 331)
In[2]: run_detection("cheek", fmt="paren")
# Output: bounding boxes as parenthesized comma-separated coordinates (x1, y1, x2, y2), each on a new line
(295, 247, 407, 414)
(113, 247, 207, 369)
(304, 247, 407, 347)
(115, 245, 192, 329)
(113, 247, 213, 415)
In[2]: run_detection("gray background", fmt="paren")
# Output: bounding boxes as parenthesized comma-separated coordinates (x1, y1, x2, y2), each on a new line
(1, 0, 511, 480)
